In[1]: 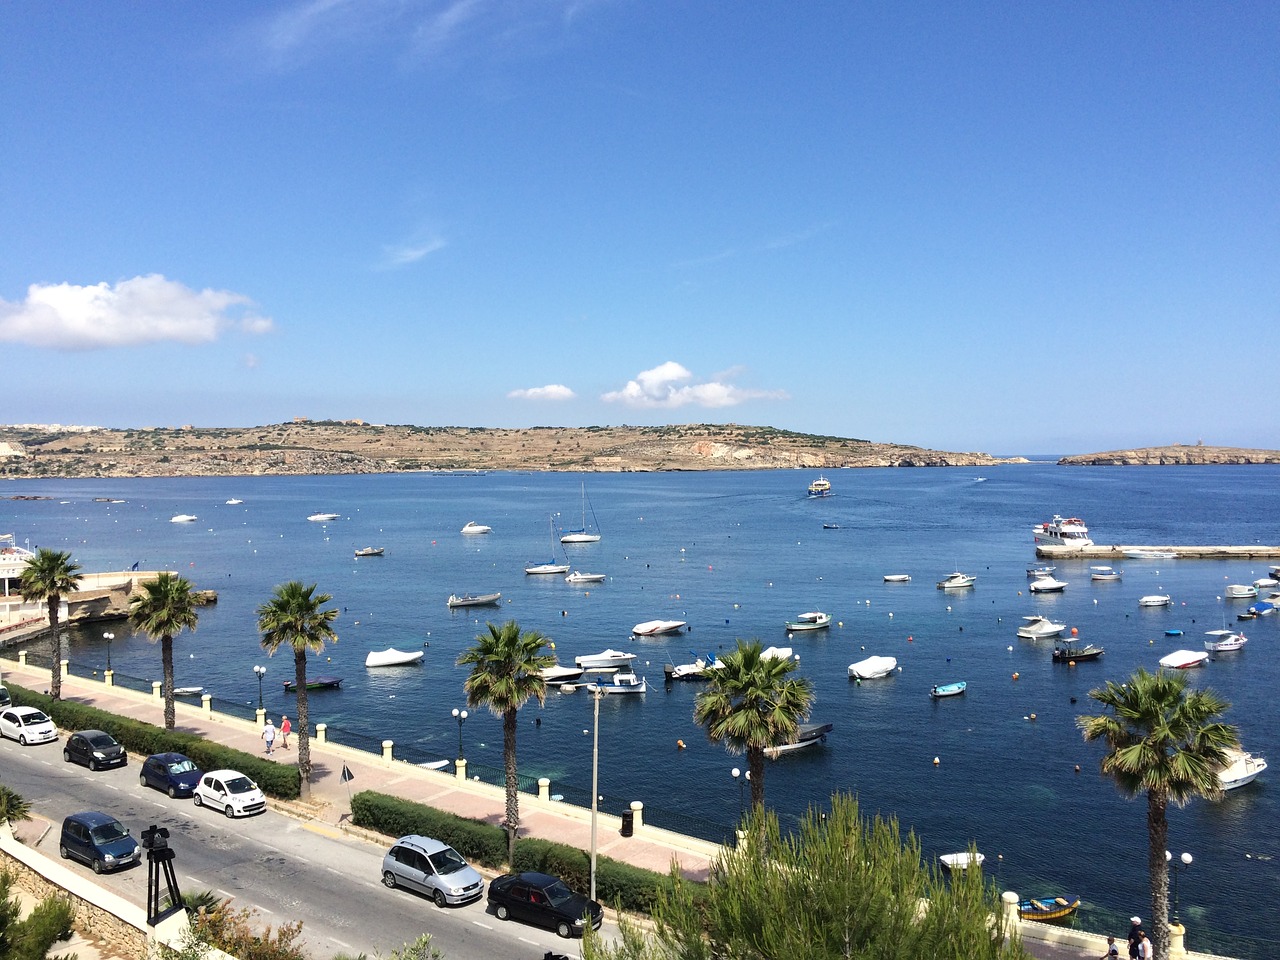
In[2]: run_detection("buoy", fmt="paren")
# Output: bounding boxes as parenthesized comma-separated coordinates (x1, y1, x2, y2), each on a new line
(1074, 765, 1081, 773)
(1069, 660, 1077, 667)
(907, 636, 914, 642)
(933, 757, 940, 766)
(549, 641, 555, 649)
(1007, 645, 1014, 652)
(1030, 713, 1037, 720)
(1012, 672, 1019, 680)
(676, 739, 685, 750)
(1071, 627, 1078, 636)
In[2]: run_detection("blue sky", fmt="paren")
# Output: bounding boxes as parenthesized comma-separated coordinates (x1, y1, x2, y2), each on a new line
(2, 2, 1276, 454)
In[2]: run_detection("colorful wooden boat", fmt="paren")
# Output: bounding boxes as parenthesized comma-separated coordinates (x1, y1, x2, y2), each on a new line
(1017, 896, 1081, 922)
(282, 676, 343, 692)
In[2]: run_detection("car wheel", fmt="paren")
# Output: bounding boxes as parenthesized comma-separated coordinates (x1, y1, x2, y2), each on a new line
(193, 793, 203, 807)
(382, 871, 397, 890)
(63, 749, 71, 762)
(556, 922, 572, 939)
(139, 773, 148, 788)
(18, 734, 27, 745)
(59, 844, 69, 860)
(495, 904, 509, 921)
(89, 759, 98, 772)
(433, 889, 447, 908)
(167, 786, 178, 799)
(92, 859, 104, 875)
(225, 805, 236, 819)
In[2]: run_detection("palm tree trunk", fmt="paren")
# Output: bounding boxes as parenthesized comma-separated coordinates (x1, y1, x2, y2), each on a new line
(161, 635, 175, 729)
(1147, 789, 1171, 960)
(504, 706, 519, 865)
(295, 649, 311, 802)
(748, 747, 766, 811)
(47, 596, 62, 701)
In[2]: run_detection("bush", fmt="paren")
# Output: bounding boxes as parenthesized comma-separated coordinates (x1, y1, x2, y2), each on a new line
(349, 791, 507, 868)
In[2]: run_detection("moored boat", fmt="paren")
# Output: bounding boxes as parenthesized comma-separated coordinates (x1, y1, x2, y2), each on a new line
(173, 686, 205, 697)
(1028, 576, 1068, 594)
(307, 512, 341, 522)
(364, 648, 424, 668)
(939, 851, 984, 871)
(1125, 549, 1177, 560)
(354, 546, 385, 557)
(1090, 565, 1122, 581)
(225, 499, 243, 505)
(283, 676, 343, 691)
(1017, 896, 1081, 923)
(1032, 515, 1092, 548)
(460, 521, 492, 534)
(170, 514, 198, 523)
(1218, 747, 1268, 791)
(1139, 595, 1172, 607)
(574, 648, 637, 670)
(585, 670, 647, 695)
(760, 645, 794, 662)
(765, 722, 833, 759)
(1204, 629, 1247, 652)
(1052, 642, 1104, 663)
(785, 611, 831, 631)
(632, 619, 687, 637)
(565, 570, 606, 584)
(560, 481, 602, 543)
(849, 655, 897, 679)
(1017, 615, 1066, 639)
(447, 592, 502, 608)
(1026, 565, 1056, 578)
(1225, 584, 1258, 599)
(1159, 650, 1208, 669)
(540, 663, 586, 685)
(807, 476, 831, 498)
(883, 574, 911, 583)
(930, 681, 967, 698)
(665, 655, 715, 681)
(936, 572, 976, 590)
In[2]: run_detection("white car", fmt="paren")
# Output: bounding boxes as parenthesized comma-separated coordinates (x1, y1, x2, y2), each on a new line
(192, 769, 267, 818)
(0, 706, 58, 745)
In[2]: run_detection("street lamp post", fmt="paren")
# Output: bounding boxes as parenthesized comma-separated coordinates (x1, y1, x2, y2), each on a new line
(452, 708, 468, 760)
(732, 767, 745, 819)
(590, 684, 604, 902)
(103, 631, 114, 671)
(1166, 850, 1193, 923)
(253, 665, 266, 710)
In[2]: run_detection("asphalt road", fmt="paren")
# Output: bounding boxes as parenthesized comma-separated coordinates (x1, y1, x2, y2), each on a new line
(0, 736, 612, 960)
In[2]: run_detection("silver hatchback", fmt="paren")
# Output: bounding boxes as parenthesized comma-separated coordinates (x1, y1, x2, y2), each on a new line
(381, 835, 484, 907)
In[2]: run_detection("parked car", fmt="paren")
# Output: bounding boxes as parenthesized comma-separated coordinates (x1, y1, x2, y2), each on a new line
(63, 729, 127, 771)
(0, 706, 58, 745)
(0, 684, 10, 708)
(192, 769, 266, 818)
(381, 834, 485, 907)
(487, 871, 603, 938)
(139, 752, 202, 798)
(59, 811, 140, 874)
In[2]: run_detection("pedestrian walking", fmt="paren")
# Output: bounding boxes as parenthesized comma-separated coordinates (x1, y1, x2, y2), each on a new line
(1101, 936, 1119, 960)
(1127, 917, 1143, 960)
(1137, 931, 1152, 960)
(262, 718, 276, 755)
(280, 714, 291, 749)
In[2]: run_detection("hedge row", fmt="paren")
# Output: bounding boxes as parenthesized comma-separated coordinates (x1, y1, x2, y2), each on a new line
(350, 789, 695, 914)
(4, 682, 301, 800)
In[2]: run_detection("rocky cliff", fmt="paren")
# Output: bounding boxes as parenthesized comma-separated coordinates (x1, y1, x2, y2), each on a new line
(1058, 445, 1280, 466)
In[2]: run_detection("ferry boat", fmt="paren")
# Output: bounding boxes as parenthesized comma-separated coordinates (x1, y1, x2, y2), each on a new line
(807, 476, 832, 498)
(1032, 515, 1093, 548)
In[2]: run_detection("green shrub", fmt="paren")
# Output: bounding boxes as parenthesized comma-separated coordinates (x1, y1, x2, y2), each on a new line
(350, 791, 507, 867)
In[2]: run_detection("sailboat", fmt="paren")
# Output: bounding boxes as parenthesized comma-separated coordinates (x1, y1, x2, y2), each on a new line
(560, 481, 601, 543)
(526, 515, 571, 575)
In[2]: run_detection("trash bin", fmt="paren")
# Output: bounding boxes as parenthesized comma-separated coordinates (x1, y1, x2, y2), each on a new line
(620, 809, 634, 837)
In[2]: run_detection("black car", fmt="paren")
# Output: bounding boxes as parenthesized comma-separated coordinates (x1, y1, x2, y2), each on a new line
(487, 871, 603, 939)
(139, 752, 203, 798)
(63, 730, 127, 771)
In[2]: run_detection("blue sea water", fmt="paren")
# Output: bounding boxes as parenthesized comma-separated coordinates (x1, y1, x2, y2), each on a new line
(4, 465, 1279, 957)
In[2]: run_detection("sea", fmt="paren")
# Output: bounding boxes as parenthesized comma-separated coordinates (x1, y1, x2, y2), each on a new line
(3, 464, 1278, 958)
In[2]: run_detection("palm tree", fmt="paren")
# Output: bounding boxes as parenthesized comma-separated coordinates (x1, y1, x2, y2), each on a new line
(256, 581, 338, 802)
(18, 548, 83, 701)
(693, 639, 814, 811)
(128, 572, 201, 730)
(1078, 668, 1238, 960)
(456, 620, 555, 864)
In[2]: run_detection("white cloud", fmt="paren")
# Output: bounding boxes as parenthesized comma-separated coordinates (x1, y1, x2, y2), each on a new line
(0, 275, 274, 350)
(378, 237, 447, 270)
(602, 362, 788, 409)
(509, 384, 576, 401)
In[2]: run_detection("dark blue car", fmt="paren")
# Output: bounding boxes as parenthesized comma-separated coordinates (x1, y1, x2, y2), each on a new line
(59, 811, 140, 874)
(138, 752, 202, 798)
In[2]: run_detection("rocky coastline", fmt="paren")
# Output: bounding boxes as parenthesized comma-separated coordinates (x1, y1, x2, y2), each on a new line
(1058, 444, 1280, 466)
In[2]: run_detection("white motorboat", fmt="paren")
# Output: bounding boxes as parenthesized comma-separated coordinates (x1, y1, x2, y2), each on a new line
(447, 592, 502, 608)
(574, 648, 637, 670)
(586, 670, 647, 695)
(807, 475, 832, 498)
(560, 481, 602, 543)
(225, 499, 243, 505)
(939, 852, 985, 872)
(785, 611, 831, 631)
(760, 645, 795, 662)
(1028, 577, 1068, 594)
(1252, 578, 1278, 590)
(1218, 747, 1268, 791)
(364, 648, 424, 668)
(765, 722, 833, 759)
(173, 686, 205, 697)
(1139, 595, 1172, 607)
(565, 570, 606, 584)
(1032, 515, 1092, 547)
(883, 574, 911, 583)
(849, 655, 897, 679)
(1017, 615, 1066, 639)
(354, 546, 385, 557)
(540, 663, 585, 685)
(170, 514, 198, 523)
(1225, 584, 1258, 599)
(460, 521, 492, 535)
(936, 572, 976, 590)
(632, 619, 687, 637)
(1125, 549, 1177, 560)
(307, 512, 341, 522)
(1160, 649, 1209, 669)
(1204, 630, 1248, 652)
(1026, 565, 1056, 578)
(1090, 566, 1122, 581)
(665, 656, 715, 681)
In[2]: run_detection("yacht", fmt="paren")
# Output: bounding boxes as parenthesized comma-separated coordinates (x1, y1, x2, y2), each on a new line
(574, 648, 637, 670)
(1032, 515, 1093, 548)
(170, 514, 198, 523)
(1016, 615, 1066, 639)
(936, 572, 977, 590)
(460, 521, 492, 535)
(307, 512, 341, 522)
(1218, 747, 1268, 791)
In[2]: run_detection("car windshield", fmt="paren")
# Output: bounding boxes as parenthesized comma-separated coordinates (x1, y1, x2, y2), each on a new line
(225, 777, 256, 794)
(428, 847, 468, 875)
(542, 879, 576, 906)
(168, 759, 198, 774)
(88, 734, 116, 748)
(22, 711, 49, 725)
(90, 821, 128, 843)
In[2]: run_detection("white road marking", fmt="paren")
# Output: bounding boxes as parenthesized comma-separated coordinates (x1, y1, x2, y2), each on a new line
(471, 921, 493, 930)
(518, 937, 539, 945)
(325, 867, 343, 875)
(187, 876, 205, 886)
(331, 939, 352, 950)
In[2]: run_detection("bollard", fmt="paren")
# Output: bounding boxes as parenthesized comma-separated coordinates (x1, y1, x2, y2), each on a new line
(255, 708, 266, 727)
(630, 800, 644, 831)
(1170, 922, 1187, 958)
(152, 680, 162, 700)
(455, 758, 468, 781)
(201, 693, 212, 719)
(1001, 891, 1020, 931)
(316, 722, 327, 743)
(104, 669, 114, 688)
(17, 651, 26, 666)
(61, 659, 70, 680)
(538, 777, 551, 801)
(382, 739, 394, 761)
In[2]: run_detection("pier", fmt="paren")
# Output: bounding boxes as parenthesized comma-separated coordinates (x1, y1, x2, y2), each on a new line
(1036, 544, 1280, 560)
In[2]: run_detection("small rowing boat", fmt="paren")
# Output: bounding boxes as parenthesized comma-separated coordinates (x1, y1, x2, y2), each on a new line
(1017, 896, 1081, 923)
(930, 681, 966, 699)
(283, 676, 343, 691)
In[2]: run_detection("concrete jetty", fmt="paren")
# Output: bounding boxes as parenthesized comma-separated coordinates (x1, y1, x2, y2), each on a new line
(1036, 544, 1280, 560)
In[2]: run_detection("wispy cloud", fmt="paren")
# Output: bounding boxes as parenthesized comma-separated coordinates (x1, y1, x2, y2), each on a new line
(602, 361, 787, 410)
(378, 237, 447, 270)
(0, 275, 273, 351)
(509, 383, 576, 401)
(760, 221, 835, 251)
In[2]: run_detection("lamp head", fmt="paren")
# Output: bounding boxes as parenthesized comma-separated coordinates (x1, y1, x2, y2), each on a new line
(1181, 852, 1193, 866)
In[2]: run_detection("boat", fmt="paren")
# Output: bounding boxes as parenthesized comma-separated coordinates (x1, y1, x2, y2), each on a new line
(1139, 595, 1172, 607)
(173, 686, 205, 697)
(1026, 565, 1056, 578)
(1052, 642, 1104, 662)
(936, 572, 976, 590)
(1165, 629, 1184, 636)
(1090, 565, 1122, 581)
(665, 654, 716, 681)
(354, 546, 385, 557)
(1225, 584, 1258, 599)
(527, 515, 571, 574)
(574, 648, 637, 670)
(282, 676, 343, 691)
(460, 521, 492, 535)
(939, 852, 984, 871)
(1253, 578, 1278, 590)
(585, 670, 647, 695)
(1125, 549, 1177, 560)
(807, 476, 832, 498)
(765, 722, 833, 759)
(1204, 630, 1247, 652)
(632, 619, 687, 637)
(225, 499, 243, 505)
(930, 681, 967, 699)
(307, 512, 341, 522)
(540, 663, 586, 685)
(883, 574, 911, 583)
(1218, 747, 1268, 791)
(1028, 577, 1068, 594)
(364, 648, 424, 668)
(446, 592, 502, 607)
(760, 646, 794, 662)
(565, 571, 606, 584)
(170, 514, 198, 523)
(822, 523, 841, 530)
(785, 611, 831, 631)
(1244, 600, 1274, 618)
(560, 481, 602, 543)
(1016, 615, 1066, 639)
(849, 655, 897, 679)
(1159, 650, 1209, 669)
(1032, 516, 1092, 547)
(1017, 896, 1081, 923)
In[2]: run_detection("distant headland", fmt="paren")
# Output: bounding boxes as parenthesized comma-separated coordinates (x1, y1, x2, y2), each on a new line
(1058, 444, 1280, 466)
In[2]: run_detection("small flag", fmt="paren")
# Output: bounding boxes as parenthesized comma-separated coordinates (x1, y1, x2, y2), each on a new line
(131, 561, 140, 571)
(340, 763, 354, 784)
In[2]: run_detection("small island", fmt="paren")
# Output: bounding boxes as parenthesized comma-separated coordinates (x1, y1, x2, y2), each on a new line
(1058, 444, 1280, 466)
